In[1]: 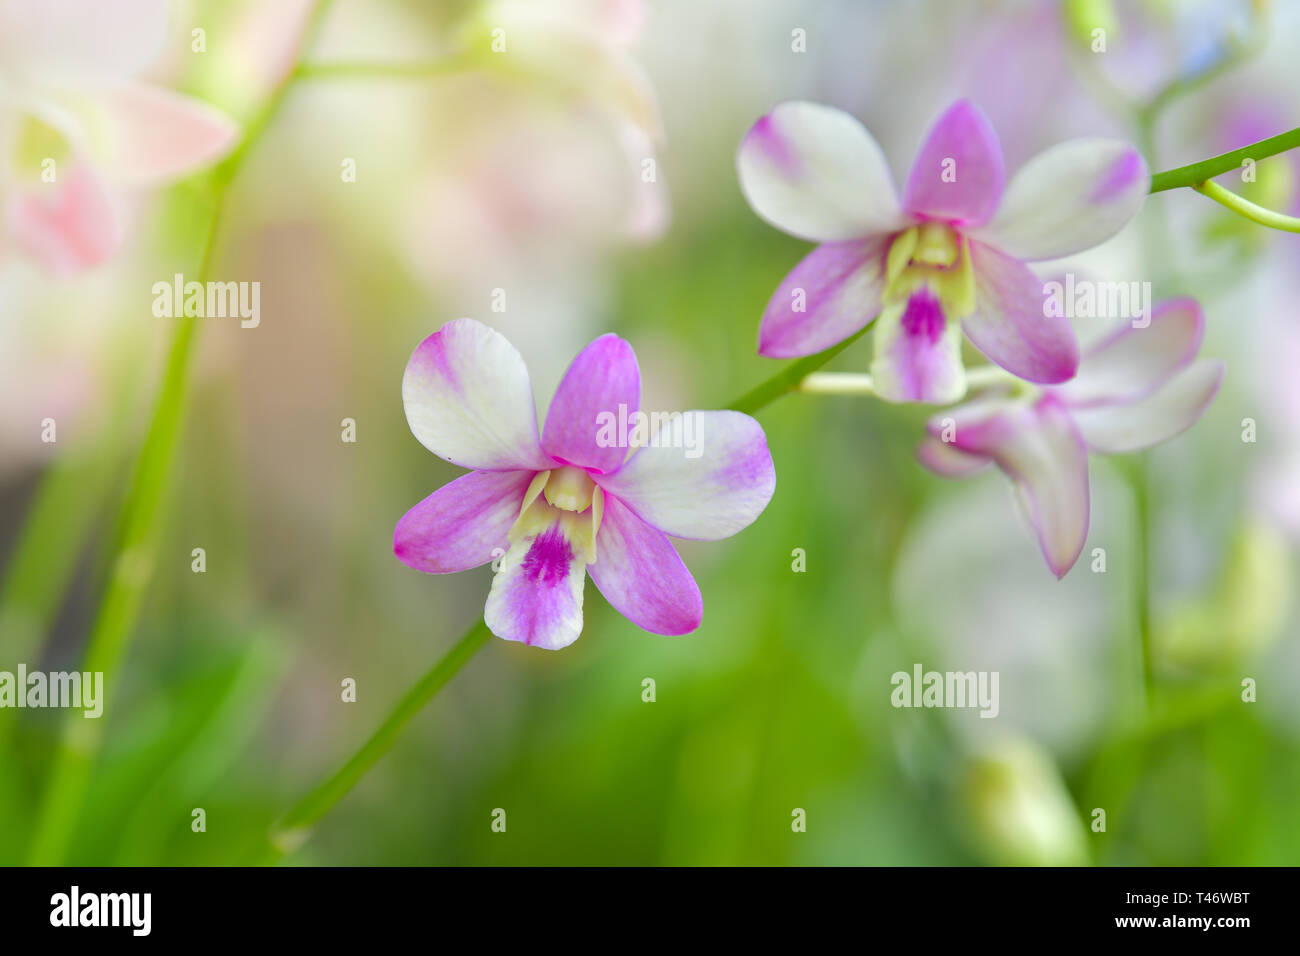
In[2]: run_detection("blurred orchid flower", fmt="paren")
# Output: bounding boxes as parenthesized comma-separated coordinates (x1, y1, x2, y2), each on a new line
(738, 100, 1149, 403)
(394, 319, 776, 650)
(917, 299, 1223, 577)
(475, 0, 660, 139)
(0, 0, 238, 274)
(464, 0, 667, 240)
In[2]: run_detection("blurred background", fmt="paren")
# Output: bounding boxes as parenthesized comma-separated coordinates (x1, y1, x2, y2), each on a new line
(1, 0, 1298, 865)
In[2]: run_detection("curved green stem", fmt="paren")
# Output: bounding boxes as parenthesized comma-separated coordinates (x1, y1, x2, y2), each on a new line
(265, 323, 877, 860)
(1139, 32, 1264, 129)
(1149, 126, 1300, 193)
(266, 620, 492, 859)
(1193, 179, 1300, 233)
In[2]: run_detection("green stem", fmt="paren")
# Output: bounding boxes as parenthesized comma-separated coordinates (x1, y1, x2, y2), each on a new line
(265, 620, 492, 859)
(727, 328, 868, 414)
(1128, 457, 1155, 707)
(23, 0, 337, 866)
(265, 324, 876, 860)
(1138, 31, 1264, 129)
(1193, 179, 1300, 233)
(26, 261, 209, 867)
(1149, 126, 1300, 193)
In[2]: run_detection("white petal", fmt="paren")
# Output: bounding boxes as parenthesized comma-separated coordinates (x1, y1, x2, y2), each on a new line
(1073, 360, 1223, 454)
(595, 410, 775, 540)
(402, 319, 550, 472)
(937, 398, 1090, 578)
(975, 139, 1149, 261)
(1054, 298, 1203, 407)
(737, 101, 904, 242)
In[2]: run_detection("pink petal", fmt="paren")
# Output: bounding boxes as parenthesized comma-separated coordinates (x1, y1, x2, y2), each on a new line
(484, 521, 587, 650)
(589, 494, 702, 635)
(963, 240, 1079, 384)
(5, 160, 121, 275)
(903, 100, 1005, 227)
(758, 236, 891, 358)
(0, 0, 167, 81)
(1054, 298, 1204, 407)
(935, 396, 1090, 578)
(737, 101, 904, 242)
(595, 410, 775, 540)
(869, 288, 966, 403)
(1072, 360, 1223, 454)
(974, 139, 1149, 261)
(916, 436, 992, 477)
(87, 83, 239, 185)
(542, 333, 640, 474)
(393, 469, 534, 574)
(402, 319, 551, 472)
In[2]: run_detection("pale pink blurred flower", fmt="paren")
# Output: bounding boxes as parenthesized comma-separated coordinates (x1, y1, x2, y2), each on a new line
(0, 0, 238, 274)
(405, 0, 667, 295)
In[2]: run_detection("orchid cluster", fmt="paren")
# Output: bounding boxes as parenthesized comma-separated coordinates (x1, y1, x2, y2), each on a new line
(395, 98, 1225, 646)
(738, 100, 1222, 578)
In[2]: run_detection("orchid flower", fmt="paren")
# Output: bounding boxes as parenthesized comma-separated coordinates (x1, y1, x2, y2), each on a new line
(394, 319, 776, 649)
(737, 99, 1150, 404)
(0, 0, 238, 274)
(916, 299, 1223, 577)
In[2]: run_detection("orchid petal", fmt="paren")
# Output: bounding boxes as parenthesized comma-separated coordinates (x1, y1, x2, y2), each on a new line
(1054, 298, 1204, 407)
(902, 99, 1005, 227)
(542, 333, 640, 473)
(938, 397, 1090, 578)
(4, 160, 120, 275)
(589, 494, 703, 635)
(393, 469, 534, 574)
(870, 289, 967, 404)
(484, 521, 587, 649)
(1073, 360, 1224, 454)
(83, 83, 239, 185)
(737, 101, 903, 242)
(916, 437, 992, 477)
(963, 240, 1079, 384)
(975, 139, 1149, 261)
(402, 318, 550, 472)
(758, 236, 890, 358)
(596, 410, 775, 540)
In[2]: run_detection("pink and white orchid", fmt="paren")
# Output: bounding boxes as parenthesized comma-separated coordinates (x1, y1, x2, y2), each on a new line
(393, 319, 776, 650)
(916, 299, 1223, 577)
(737, 99, 1150, 404)
(0, 0, 238, 274)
